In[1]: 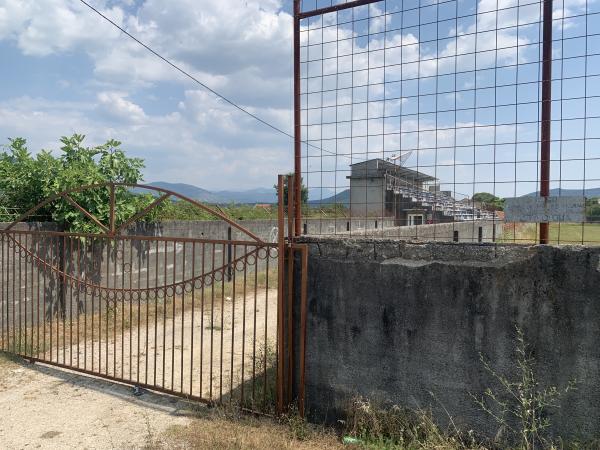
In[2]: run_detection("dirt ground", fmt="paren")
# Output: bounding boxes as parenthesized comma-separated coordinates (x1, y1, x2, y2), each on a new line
(0, 354, 344, 450)
(0, 286, 298, 449)
(0, 281, 335, 450)
(0, 354, 194, 449)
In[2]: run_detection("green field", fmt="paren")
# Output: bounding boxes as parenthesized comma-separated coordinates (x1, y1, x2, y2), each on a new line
(501, 222, 600, 246)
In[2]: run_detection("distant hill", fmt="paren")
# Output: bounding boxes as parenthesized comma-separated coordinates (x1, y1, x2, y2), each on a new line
(135, 182, 333, 205)
(524, 188, 600, 198)
(139, 183, 599, 205)
(308, 189, 350, 206)
(214, 188, 276, 204)
(134, 182, 224, 203)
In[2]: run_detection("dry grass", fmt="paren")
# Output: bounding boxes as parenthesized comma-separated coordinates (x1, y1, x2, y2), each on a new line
(148, 407, 344, 450)
(344, 396, 486, 450)
(501, 223, 600, 245)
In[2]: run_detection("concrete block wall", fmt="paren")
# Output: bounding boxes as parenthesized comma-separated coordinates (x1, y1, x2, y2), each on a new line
(125, 218, 397, 242)
(332, 220, 502, 243)
(293, 236, 600, 441)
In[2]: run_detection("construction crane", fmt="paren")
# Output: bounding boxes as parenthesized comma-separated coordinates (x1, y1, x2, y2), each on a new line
(386, 151, 413, 166)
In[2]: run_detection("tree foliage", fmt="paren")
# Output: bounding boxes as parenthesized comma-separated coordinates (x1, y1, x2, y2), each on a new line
(0, 135, 153, 232)
(472, 192, 505, 211)
(273, 173, 309, 207)
(587, 198, 600, 221)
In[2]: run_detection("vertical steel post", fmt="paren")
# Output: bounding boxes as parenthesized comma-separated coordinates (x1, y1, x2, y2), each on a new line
(293, 0, 302, 237)
(227, 226, 232, 282)
(276, 175, 285, 414)
(295, 244, 308, 418)
(286, 175, 295, 406)
(540, 0, 553, 244)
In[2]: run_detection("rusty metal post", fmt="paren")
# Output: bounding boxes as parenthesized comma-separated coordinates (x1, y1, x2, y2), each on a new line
(227, 226, 232, 282)
(540, 0, 553, 244)
(294, 243, 308, 418)
(286, 175, 295, 406)
(276, 175, 286, 414)
(293, 0, 302, 237)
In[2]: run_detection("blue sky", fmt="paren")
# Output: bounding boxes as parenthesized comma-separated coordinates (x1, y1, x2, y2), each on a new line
(0, 0, 598, 199)
(0, 0, 296, 190)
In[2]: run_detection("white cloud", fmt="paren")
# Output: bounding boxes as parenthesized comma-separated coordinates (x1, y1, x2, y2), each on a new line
(0, 92, 292, 190)
(0, 0, 294, 105)
(0, 0, 296, 189)
(0, 0, 125, 56)
(97, 91, 147, 123)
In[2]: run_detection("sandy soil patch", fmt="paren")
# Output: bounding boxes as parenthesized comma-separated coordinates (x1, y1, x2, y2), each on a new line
(0, 355, 195, 449)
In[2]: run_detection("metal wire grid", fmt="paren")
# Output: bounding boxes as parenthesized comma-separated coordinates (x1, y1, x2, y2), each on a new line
(297, 0, 600, 244)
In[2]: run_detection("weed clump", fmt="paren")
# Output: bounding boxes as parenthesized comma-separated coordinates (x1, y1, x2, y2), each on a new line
(472, 327, 577, 450)
(344, 396, 482, 449)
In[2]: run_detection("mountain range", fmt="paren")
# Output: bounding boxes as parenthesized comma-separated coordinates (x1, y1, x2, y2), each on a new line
(137, 182, 600, 205)
(139, 181, 335, 204)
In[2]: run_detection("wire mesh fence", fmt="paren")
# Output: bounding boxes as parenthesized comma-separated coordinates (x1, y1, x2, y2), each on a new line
(295, 0, 600, 244)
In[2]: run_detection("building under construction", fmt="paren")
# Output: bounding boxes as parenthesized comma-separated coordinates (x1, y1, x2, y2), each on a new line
(348, 158, 497, 225)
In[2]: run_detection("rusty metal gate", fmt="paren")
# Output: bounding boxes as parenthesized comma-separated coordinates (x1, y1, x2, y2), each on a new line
(0, 181, 306, 415)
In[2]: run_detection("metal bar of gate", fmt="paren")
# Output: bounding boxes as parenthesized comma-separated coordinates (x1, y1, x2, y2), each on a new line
(293, 244, 309, 418)
(293, 0, 302, 237)
(296, 0, 380, 19)
(276, 175, 285, 414)
(539, 0, 553, 244)
(286, 175, 295, 406)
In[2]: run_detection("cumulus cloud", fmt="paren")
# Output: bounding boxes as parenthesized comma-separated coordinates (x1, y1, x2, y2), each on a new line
(0, 0, 294, 105)
(0, 0, 124, 56)
(0, 0, 295, 189)
(0, 93, 291, 190)
(97, 91, 147, 123)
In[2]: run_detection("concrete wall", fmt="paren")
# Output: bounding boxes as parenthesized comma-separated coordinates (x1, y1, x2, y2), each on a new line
(349, 177, 386, 217)
(333, 220, 502, 243)
(293, 236, 600, 440)
(123, 218, 396, 242)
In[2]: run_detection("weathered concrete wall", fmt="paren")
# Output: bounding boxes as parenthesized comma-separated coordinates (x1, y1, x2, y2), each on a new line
(333, 220, 502, 243)
(127, 218, 396, 241)
(293, 237, 600, 440)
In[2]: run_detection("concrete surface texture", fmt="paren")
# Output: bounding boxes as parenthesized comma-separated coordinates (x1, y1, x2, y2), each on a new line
(294, 237, 600, 440)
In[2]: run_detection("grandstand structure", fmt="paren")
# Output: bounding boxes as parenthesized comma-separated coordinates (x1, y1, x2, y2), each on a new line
(348, 158, 498, 225)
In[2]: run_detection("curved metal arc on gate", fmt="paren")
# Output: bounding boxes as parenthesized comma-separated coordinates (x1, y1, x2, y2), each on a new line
(5, 182, 265, 243)
(3, 232, 275, 298)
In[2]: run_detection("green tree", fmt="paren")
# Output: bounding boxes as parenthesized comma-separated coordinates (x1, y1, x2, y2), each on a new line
(472, 192, 505, 211)
(587, 198, 600, 221)
(0, 134, 154, 232)
(273, 173, 309, 207)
